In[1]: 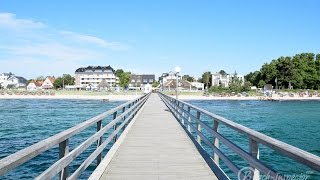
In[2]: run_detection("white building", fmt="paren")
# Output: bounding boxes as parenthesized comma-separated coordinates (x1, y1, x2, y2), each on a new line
(42, 76, 55, 89)
(212, 73, 230, 87)
(191, 82, 204, 90)
(75, 66, 119, 89)
(27, 80, 43, 91)
(0, 73, 11, 88)
(6, 76, 27, 89)
(212, 73, 244, 87)
(160, 72, 181, 89)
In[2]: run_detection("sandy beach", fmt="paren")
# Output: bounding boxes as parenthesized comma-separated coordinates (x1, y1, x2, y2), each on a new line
(1, 93, 320, 101)
(171, 94, 320, 101)
(0, 94, 141, 101)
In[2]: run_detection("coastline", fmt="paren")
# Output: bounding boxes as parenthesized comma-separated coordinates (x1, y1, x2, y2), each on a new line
(170, 94, 320, 101)
(0, 94, 141, 101)
(1, 94, 320, 101)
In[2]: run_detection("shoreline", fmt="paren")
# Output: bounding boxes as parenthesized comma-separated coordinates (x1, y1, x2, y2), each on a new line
(1, 94, 320, 101)
(0, 94, 141, 101)
(169, 95, 320, 101)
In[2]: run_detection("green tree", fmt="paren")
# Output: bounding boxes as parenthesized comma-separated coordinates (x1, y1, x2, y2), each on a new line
(62, 74, 75, 85)
(199, 71, 212, 89)
(115, 69, 124, 77)
(53, 74, 75, 89)
(152, 80, 160, 88)
(228, 72, 242, 93)
(53, 77, 63, 89)
(36, 76, 46, 81)
(182, 75, 194, 82)
(219, 70, 227, 76)
(119, 72, 131, 88)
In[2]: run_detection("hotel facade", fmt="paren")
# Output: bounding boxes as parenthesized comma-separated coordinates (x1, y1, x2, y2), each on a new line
(74, 66, 119, 88)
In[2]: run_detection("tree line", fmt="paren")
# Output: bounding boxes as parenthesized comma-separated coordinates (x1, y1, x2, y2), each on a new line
(245, 53, 320, 89)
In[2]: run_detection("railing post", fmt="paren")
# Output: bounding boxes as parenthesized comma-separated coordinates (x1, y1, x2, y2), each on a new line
(59, 139, 69, 180)
(187, 106, 191, 132)
(213, 119, 219, 165)
(113, 111, 118, 143)
(196, 111, 201, 144)
(121, 106, 126, 131)
(249, 139, 260, 180)
(181, 104, 185, 125)
(177, 101, 180, 120)
(96, 120, 103, 166)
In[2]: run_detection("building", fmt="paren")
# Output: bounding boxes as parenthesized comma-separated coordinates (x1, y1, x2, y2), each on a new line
(74, 66, 119, 88)
(163, 79, 197, 92)
(212, 73, 244, 88)
(212, 73, 230, 87)
(191, 82, 204, 90)
(160, 72, 181, 85)
(129, 74, 155, 89)
(42, 76, 55, 89)
(6, 76, 27, 89)
(27, 80, 43, 91)
(0, 73, 12, 88)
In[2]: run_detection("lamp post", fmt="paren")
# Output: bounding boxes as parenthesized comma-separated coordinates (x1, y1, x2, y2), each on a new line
(174, 66, 181, 100)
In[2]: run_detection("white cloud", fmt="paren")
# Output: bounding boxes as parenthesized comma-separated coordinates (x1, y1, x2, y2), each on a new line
(60, 31, 112, 48)
(0, 43, 106, 61)
(0, 12, 129, 78)
(0, 12, 45, 29)
(60, 30, 128, 50)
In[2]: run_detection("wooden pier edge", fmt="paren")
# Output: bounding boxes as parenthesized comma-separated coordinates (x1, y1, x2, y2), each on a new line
(88, 96, 149, 180)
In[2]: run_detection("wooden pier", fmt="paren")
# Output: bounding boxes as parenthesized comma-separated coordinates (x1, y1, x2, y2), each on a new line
(90, 93, 217, 180)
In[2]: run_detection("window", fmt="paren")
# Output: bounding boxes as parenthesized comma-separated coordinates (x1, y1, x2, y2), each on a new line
(131, 79, 135, 83)
(149, 79, 154, 83)
(143, 79, 148, 83)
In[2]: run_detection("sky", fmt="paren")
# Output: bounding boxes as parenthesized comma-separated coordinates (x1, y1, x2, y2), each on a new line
(0, 0, 319, 79)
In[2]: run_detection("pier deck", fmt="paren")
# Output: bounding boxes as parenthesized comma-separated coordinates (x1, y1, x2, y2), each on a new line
(94, 93, 217, 180)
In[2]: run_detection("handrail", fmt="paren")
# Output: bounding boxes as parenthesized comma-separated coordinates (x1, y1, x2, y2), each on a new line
(0, 93, 150, 179)
(158, 92, 320, 179)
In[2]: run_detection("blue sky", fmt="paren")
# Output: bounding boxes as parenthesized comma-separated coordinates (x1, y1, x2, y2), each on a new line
(0, 0, 319, 79)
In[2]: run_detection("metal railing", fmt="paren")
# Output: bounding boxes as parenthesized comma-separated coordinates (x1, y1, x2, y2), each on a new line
(0, 93, 150, 180)
(158, 92, 320, 179)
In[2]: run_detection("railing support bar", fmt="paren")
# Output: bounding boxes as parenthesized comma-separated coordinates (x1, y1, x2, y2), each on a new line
(113, 111, 118, 142)
(96, 121, 103, 166)
(196, 111, 201, 144)
(249, 139, 260, 180)
(187, 106, 191, 132)
(213, 119, 219, 165)
(59, 139, 69, 180)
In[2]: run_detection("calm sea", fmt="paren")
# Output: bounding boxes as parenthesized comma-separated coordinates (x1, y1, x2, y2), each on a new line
(0, 99, 319, 179)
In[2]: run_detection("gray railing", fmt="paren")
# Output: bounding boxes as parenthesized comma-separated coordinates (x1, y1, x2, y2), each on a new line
(158, 92, 320, 179)
(0, 93, 150, 180)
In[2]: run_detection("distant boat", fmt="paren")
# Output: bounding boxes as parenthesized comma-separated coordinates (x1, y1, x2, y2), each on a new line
(102, 99, 109, 102)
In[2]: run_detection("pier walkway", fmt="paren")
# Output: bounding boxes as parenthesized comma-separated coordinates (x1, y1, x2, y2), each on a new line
(92, 93, 217, 180)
